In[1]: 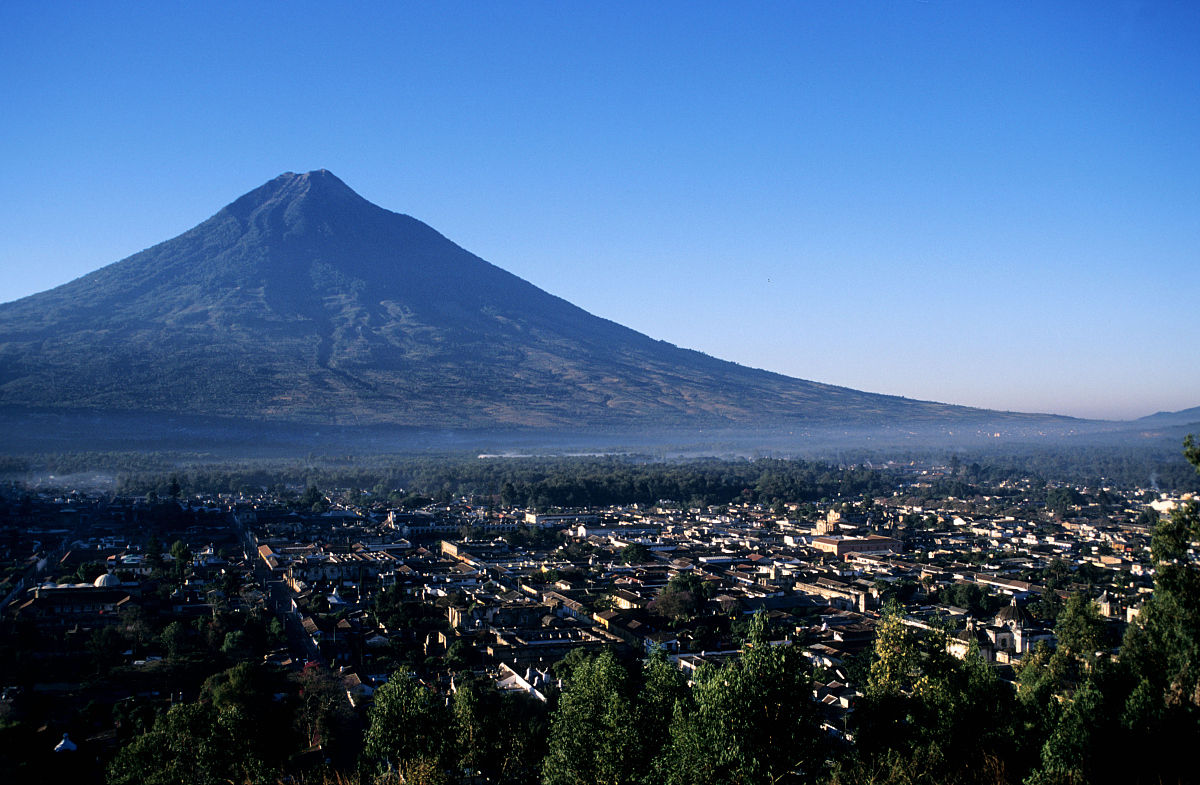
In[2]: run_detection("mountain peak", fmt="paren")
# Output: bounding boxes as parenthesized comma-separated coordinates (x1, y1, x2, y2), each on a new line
(0, 171, 1035, 434)
(259, 168, 359, 203)
(220, 168, 376, 232)
(275, 168, 350, 190)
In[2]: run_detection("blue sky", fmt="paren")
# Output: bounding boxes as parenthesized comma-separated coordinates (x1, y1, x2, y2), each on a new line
(2, 2, 1197, 420)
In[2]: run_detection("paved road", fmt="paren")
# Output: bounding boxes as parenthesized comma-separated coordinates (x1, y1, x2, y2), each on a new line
(237, 514, 326, 666)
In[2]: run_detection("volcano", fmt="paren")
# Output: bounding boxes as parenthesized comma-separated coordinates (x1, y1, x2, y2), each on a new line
(0, 170, 1059, 436)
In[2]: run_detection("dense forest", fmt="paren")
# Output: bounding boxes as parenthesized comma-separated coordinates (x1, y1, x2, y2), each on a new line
(2, 440, 1198, 510)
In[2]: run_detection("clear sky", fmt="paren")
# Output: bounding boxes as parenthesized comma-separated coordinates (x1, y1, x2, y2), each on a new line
(2, 2, 1197, 420)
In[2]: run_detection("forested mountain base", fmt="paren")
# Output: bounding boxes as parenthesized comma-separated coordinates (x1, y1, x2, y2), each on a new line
(3, 439, 1199, 505)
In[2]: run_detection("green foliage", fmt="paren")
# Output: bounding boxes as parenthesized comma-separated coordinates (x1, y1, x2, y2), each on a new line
(1053, 593, 1105, 660)
(363, 674, 452, 773)
(1016, 643, 1071, 723)
(106, 701, 267, 785)
(1046, 486, 1085, 516)
(1102, 438, 1200, 784)
(160, 620, 191, 660)
(169, 539, 191, 583)
(540, 646, 689, 785)
(372, 585, 445, 637)
(938, 582, 1002, 618)
(452, 673, 548, 784)
(1030, 589, 1065, 624)
(650, 587, 700, 624)
(111, 695, 160, 743)
(660, 612, 826, 785)
(220, 629, 251, 659)
(145, 534, 163, 571)
(203, 661, 267, 712)
(552, 646, 596, 684)
(87, 625, 128, 673)
(621, 542, 652, 564)
(650, 571, 716, 624)
(862, 604, 921, 700)
(74, 559, 107, 583)
(847, 605, 1026, 785)
(542, 649, 640, 785)
(638, 648, 689, 773)
(298, 484, 329, 512)
(444, 638, 471, 670)
(1021, 437, 1200, 785)
(17, 442, 1200, 785)
(267, 616, 286, 645)
(291, 665, 358, 764)
(1185, 434, 1200, 469)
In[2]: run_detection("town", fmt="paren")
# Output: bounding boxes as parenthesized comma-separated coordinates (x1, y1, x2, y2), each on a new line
(0, 453, 1196, 784)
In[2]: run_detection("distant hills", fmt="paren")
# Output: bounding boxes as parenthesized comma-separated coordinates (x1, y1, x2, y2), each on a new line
(1135, 406, 1200, 428)
(0, 171, 1189, 452)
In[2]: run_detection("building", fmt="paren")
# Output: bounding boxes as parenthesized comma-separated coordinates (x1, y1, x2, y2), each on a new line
(811, 534, 902, 559)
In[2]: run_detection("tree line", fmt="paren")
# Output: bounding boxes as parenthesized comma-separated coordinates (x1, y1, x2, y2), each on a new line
(25, 451, 1176, 511)
(6, 434, 1200, 496)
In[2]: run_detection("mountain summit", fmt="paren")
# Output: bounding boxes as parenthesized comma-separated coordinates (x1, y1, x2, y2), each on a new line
(0, 171, 1029, 432)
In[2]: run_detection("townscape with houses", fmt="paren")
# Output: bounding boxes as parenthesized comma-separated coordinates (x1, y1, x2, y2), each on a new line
(0, 464, 1192, 781)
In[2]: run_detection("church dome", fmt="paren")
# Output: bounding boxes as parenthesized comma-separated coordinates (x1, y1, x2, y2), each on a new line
(93, 572, 120, 588)
(994, 598, 1033, 629)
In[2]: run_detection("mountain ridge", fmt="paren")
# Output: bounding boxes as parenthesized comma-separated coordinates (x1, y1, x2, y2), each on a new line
(0, 170, 1084, 434)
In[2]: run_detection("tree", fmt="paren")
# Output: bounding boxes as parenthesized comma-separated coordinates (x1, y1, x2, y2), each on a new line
(649, 587, 700, 624)
(119, 605, 154, 650)
(552, 646, 596, 684)
(938, 581, 1002, 618)
(637, 646, 688, 778)
(299, 484, 329, 513)
(363, 674, 452, 775)
(160, 620, 191, 660)
(107, 702, 265, 785)
(1023, 438, 1200, 785)
(862, 602, 921, 699)
(650, 571, 713, 624)
(843, 604, 1026, 785)
(1053, 593, 1105, 661)
(87, 626, 127, 673)
(220, 568, 243, 599)
(111, 696, 158, 742)
(291, 665, 357, 765)
(1025, 668, 1124, 785)
(621, 542, 651, 564)
(660, 612, 826, 785)
(1106, 435, 1200, 784)
(1046, 486, 1083, 517)
(444, 638, 471, 670)
(1031, 589, 1064, 624)
(145, 535, 163, 572)
(169, 540, 191, 584)
(452, 673, 549, 784)
(220, 630, 251, 660)
(203, 662, 269, 714)
(267, 617, 286, 646)
(74, 559, 106, 583)
(542, 649, 639, 785)
(452, 674, 492, 777)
